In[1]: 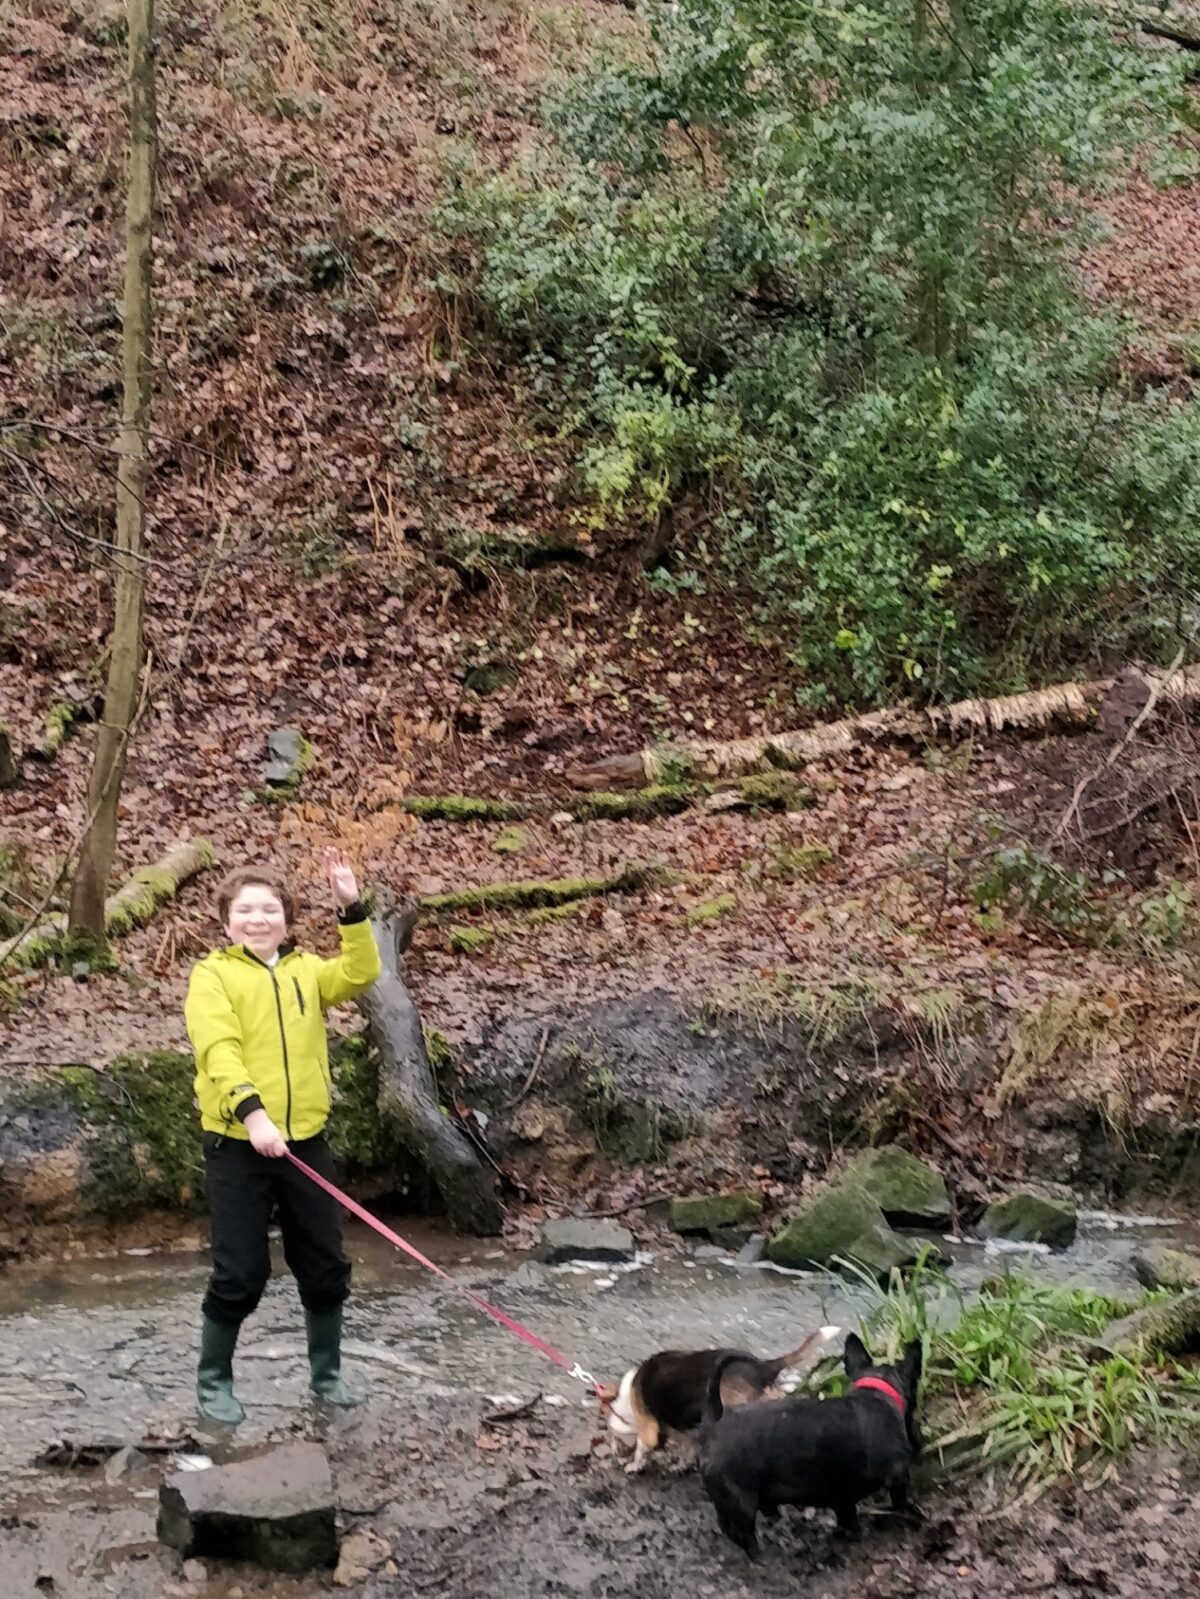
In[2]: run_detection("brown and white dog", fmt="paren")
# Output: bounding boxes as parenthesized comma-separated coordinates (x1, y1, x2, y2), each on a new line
(598, 1326, 842, 1474)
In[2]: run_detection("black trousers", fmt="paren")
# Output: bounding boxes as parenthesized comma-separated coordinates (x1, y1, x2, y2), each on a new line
(202, 1132, 351, 1328)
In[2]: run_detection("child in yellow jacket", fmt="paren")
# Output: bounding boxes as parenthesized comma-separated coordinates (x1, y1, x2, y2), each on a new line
(184, 847, 381, 1424)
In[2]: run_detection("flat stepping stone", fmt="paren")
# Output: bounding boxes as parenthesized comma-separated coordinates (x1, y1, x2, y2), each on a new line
(157, 1442, 337, 1573)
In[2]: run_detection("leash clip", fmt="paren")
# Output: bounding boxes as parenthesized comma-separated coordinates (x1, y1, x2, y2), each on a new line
(568, 1361, 598, 1391)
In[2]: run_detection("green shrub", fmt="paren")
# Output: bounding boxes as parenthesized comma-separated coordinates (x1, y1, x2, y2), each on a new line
(432, 0, 1200, 705)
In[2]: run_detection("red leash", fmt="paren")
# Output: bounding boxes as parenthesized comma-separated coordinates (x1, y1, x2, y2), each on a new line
(285, 1151, 603, 1397)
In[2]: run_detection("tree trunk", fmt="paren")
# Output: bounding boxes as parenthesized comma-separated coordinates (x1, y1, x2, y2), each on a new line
(358, 907, 503, 1236)
(68, 0, 156, 952)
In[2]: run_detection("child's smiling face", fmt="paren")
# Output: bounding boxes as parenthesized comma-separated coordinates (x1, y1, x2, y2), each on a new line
(226, 883, 289, 959)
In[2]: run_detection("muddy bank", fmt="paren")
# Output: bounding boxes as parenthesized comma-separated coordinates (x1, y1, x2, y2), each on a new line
(5, 982, 1200, 1254)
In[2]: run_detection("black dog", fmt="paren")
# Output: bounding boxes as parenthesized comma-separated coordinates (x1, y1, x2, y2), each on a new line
(698, 1331, 923, 1560)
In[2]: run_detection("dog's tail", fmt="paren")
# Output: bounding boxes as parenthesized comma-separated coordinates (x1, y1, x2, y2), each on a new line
(763, 1325, 843, 1385)
(704, 1352, 746, 1426)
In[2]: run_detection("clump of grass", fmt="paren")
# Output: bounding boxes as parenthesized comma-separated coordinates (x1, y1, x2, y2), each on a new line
(712, 970, 889, 1049)
(822, 1260, 1200, 1507)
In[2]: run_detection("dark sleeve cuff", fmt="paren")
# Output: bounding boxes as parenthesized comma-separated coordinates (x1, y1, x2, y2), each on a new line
(337, 900, 368, 925)
(234, 1095, 265, 1122)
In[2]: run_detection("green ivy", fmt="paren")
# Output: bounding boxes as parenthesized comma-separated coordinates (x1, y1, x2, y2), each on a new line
(432, 0, 1200, 705)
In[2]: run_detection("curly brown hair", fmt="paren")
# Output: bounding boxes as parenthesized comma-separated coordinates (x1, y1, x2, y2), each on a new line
(216, 865, 295, 927)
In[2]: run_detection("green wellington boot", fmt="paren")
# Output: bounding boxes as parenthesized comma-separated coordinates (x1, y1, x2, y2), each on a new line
(196, 1315, 246, 1425)
(305, 1305, 364, 1406)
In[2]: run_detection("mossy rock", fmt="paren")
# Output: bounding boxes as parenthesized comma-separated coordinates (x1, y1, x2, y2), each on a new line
(669, 1192, 762, 1237)
(1096, 1288, 1200, 1359)
(977, 1191, 1077, 1250)
(843, 1146, 950, 1228)
(325, 1034, 407, 1173)
(1, 1038, 396, 1224)
(57, 1052, 205, 1216)
(464, 661, 519, 696)
(766, 1183, 922, 1277)
(1133, 1243, 1200, 1293)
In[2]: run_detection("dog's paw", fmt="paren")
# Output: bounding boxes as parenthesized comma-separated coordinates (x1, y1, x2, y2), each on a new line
(624, 1459, 646, 1476)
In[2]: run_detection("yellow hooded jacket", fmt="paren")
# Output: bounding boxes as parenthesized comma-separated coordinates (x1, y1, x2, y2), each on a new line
(185, 912, 382, 1142)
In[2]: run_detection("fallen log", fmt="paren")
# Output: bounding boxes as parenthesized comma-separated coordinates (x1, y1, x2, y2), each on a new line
(1091, 1287, 1200, 1358)
(379, 776, 803, 825)
(565, 665, 1200, 789)
(0, 837, 215, 971)
(418, 860, 671, 917)
(358, 904, 503, 1236)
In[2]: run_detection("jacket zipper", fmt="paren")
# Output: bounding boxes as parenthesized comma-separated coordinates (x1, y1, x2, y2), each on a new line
(269, 969, 294, 1141)
(292, 976, 306, 1016)
(245, 951, 294, 1142)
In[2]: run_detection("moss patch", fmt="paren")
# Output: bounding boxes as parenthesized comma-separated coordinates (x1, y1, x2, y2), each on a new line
(57, 1051, 205, 1216)
(325, 1033, 397, 1170)
(685, 892, 737, 928)
(723, 773, 813, 812)
(491, 825, 529, 855)
(669, 1192, 762, 1234)
(42, 699, 84, 759)
(13, 1037, 394, 1219)
(766, 842, 834, 882)
(448, 923, 494, 954)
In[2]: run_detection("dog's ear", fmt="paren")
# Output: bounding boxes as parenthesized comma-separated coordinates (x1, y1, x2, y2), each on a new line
(843, 1332, 872, 1377)
(899, 1339, 923, 1391)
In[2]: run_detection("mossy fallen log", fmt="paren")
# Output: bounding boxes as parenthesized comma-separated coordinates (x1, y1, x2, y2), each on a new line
(400, 795, 529, 823)
(419, 861, 671, 917)
(382, 778, 805, 825)
(1, 838, 215, 971)
(1093, 1288, 1200, 1358)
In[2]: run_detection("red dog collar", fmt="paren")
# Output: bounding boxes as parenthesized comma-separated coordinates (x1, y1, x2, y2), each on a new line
(853, 1376, 906, 1415)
